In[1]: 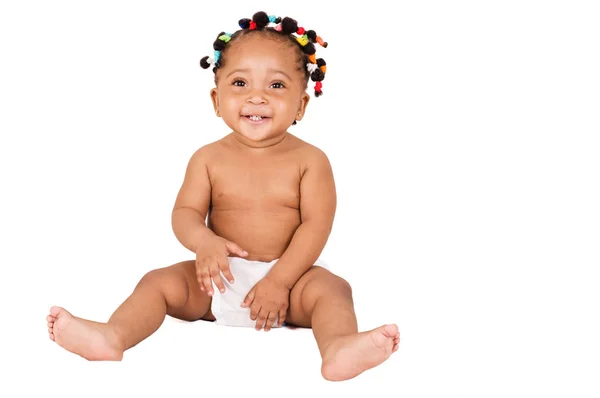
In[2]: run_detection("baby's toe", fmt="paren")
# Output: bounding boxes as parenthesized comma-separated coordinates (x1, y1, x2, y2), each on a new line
(49, 306, 63, 317)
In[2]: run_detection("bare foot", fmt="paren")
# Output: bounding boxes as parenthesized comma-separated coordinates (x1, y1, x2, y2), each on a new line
(321, 324, 400, 381)
(47, 306, 124, 361)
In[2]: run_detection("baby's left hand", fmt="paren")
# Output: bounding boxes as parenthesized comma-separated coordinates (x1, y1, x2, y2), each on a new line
(241, 277, 290, 331)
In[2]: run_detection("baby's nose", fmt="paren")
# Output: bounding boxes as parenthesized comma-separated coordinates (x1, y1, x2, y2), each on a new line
(246, 89, 267, 104)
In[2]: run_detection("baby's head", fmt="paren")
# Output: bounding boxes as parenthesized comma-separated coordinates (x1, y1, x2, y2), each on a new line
(199, 12, 328, 144)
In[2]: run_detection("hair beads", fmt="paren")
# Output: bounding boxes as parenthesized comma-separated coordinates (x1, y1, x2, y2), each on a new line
(200, 11, 328, 98)
(199, 30, 233, 72)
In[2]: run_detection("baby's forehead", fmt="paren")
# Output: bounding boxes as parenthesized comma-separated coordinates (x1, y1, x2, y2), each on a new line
(223, 37, 302, 70)
(230, 35, 297, 55)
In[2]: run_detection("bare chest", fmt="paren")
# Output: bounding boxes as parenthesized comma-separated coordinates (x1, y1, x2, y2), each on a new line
(209, 160, 301, 211)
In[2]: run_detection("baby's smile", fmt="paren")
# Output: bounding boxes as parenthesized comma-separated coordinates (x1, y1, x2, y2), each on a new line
(243, 114, 271, 123)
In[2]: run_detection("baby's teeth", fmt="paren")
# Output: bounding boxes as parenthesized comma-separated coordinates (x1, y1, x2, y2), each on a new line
(249, 115, 263, 121)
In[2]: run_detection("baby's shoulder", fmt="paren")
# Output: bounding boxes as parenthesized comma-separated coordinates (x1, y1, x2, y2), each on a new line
(288, 134, 329, 161)
(187, 139, 224, 163)
(290, 134, 327, 159)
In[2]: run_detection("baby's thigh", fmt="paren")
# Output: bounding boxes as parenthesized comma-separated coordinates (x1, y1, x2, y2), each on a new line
(153, 260, 214, 322)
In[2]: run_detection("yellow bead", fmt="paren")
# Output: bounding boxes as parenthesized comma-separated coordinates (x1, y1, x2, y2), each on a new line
(296, 36, 309, 46)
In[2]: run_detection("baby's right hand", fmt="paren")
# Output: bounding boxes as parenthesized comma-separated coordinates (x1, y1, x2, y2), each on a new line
(195, 237, 248, 296)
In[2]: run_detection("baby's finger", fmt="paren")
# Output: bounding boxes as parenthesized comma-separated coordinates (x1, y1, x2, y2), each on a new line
(210, 264, 226, 293)
(264, 312, 277, 332)
(225, 240, 248, 257)
(199, 268, 213, 296)
(196, 267, 206, 290)
(219, 257, 235, 284)
(195, 264, 203, 287)
(241, 287, 256, 308)
(249, 304, 260, 321)
(277, 309, 286, 327)
(255, 308, 268, 331)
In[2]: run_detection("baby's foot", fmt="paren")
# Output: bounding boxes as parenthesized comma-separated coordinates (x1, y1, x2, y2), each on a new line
(47, 306, 124, 361)
(321, 324, 400, 381)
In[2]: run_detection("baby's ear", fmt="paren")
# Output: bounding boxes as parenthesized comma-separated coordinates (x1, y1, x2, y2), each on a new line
(297, 92, 310, 118)
(210, 88, 220, 116)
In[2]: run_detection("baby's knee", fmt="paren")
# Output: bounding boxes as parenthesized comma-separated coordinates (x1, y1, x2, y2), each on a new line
(330, 274, 352, 297)
(138, 268, 189, 308)
(305, 270, 353, 300)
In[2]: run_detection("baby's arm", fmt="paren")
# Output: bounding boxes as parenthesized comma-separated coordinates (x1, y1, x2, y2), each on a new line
(171, 147, 217, 252)
(266, 149, 337, 289)
(172, 147, 248, 294)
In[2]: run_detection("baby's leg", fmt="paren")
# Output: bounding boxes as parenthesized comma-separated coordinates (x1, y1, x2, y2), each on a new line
(286, 266, 400, 381)
(47, 260, 212, 360)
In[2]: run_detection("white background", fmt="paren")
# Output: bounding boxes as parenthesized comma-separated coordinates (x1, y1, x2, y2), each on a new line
(1, 0, 599, 396)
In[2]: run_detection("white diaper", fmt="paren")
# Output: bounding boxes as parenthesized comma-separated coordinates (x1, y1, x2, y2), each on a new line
(210, 256, 328, 328)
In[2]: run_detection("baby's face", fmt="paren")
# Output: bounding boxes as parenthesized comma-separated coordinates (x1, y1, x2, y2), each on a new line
(211, 36, 309, 145)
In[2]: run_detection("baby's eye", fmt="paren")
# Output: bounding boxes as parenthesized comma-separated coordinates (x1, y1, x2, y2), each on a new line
(232, 80, 246, 87)
(270, 82, 285, 89)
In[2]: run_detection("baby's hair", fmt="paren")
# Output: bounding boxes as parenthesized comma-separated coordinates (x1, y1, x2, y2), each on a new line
(199, 11, 328, 98)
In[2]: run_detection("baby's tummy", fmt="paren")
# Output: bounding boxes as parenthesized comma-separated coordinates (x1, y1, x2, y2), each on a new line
(208, 208, 301, 262)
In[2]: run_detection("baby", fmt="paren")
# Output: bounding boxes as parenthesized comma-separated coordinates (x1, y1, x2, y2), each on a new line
(46, 11, 400, 381)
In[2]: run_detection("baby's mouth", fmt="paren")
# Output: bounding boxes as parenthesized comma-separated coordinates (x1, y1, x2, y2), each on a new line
(244, 115, 270, 121)
(243, 115, 271, 123)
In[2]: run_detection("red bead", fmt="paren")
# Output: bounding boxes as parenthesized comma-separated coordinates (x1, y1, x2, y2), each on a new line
(315, 81, 322, 90)
(297, 27, 305, 35)
(249, 21, 257, 30)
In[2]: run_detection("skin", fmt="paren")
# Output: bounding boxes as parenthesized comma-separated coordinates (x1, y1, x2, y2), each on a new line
(46, 34, 400, 381)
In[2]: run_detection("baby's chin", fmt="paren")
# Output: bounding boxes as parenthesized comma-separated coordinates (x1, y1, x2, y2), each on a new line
(232, 129, 289, 148)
